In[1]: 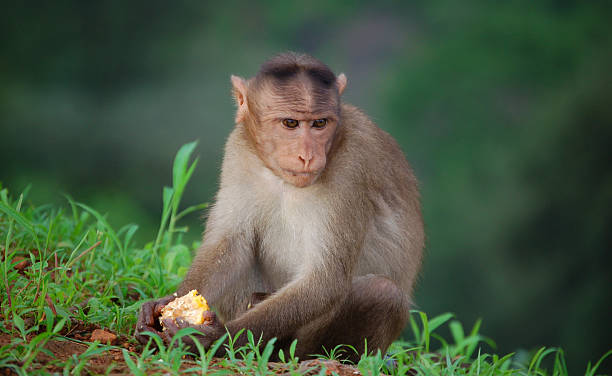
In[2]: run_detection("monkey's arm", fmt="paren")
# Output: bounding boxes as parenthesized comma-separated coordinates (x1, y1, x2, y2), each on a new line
(178, 230, 257, 315)
(224, 249, 355, 346)
(179, 238, 236, 297)
(135, 227, 254, 345)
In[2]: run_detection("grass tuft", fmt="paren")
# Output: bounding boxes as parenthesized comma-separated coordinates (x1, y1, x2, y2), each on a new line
(0, 143, 609, 375)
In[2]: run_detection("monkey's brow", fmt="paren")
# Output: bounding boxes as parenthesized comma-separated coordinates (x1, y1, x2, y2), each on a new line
(264, 110, 337, 120)
(266, 106, 337, 119)
(289, 110, 335, 117)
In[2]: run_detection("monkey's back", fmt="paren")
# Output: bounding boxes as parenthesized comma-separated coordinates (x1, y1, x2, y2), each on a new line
(335, 104, 424, 297)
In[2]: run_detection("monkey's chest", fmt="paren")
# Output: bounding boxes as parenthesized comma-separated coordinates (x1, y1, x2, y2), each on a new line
(256, 199, 326, 289)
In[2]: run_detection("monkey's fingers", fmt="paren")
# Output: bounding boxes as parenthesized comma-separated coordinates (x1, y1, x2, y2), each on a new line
(202, 310, 218, 325)
(173, 317, 208, 334)
(175, 318, 193, 330)
(203, 312, 226, 334)
(160, 318, 201, 351)
(154, 295, 176, 316)
(135, 325, 163, 345)
(139, 301, 157, 327)
(161, 318, 180, 336)
(161, 330, 173, 345)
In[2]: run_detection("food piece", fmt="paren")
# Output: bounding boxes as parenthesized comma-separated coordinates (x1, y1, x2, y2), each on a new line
(160, 290, 211, 327)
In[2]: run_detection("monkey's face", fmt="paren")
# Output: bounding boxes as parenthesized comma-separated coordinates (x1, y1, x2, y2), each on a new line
(232, 71, 344, 188)
(256, 113, 338, 188)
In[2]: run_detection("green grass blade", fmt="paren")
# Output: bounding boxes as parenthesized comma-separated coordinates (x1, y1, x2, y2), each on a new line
(0, 200, 41, 250)
(418, 311, 430, 352)
(174, 202, 208, 222)
(585, 349, 612, 376)
(464, 318, 484, 359)
(152, 186, 174, 254)
(172, 140, 199, 195)
(122, 349, 144, 376)
(428, 312, 455, 334)
(409, 311, 421, 347)
(70, 201, 122, 253)
(449, 320, 465, 345)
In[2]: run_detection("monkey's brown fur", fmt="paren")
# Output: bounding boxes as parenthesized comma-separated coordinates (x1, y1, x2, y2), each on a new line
(136, 52, 424, 362)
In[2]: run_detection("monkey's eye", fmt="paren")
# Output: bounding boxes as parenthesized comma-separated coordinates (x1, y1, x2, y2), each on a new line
(312, 119, 327, 128)
(282, 119, 299, 129)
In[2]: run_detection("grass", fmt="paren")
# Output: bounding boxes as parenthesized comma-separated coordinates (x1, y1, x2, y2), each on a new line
(1, 141, 610, 375)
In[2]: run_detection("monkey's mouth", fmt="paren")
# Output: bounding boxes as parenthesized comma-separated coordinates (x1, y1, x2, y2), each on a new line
(281, 169, 321, 187)
(282, 169, 318, 177)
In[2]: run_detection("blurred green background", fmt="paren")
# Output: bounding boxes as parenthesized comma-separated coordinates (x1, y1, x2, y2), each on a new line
(1, 1, 610, 373)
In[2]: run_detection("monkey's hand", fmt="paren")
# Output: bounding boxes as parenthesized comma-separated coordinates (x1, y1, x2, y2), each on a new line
(135, 294, 176, 345)
(161, 311, 226, 353)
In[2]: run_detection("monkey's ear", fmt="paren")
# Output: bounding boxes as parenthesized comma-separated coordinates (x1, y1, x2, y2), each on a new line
(336, 73, 348, 96)
(231, 75, 249, 124)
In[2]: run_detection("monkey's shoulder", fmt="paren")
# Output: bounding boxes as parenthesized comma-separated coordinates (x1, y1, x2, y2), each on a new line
(338, 103, 414, 174)
(340, 104, 404, 152)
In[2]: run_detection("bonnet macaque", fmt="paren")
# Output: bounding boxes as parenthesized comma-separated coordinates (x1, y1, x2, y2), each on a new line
(136, 52, 424, 362)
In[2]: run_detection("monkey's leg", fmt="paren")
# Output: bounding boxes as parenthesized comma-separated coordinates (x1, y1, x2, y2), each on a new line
(294, 274, 410, 363)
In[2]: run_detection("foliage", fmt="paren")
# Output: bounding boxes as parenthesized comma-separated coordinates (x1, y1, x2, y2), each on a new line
(1, 142, 610, 374)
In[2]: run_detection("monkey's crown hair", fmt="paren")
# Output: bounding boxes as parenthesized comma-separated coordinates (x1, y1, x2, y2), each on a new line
(257, 52, 337, 88)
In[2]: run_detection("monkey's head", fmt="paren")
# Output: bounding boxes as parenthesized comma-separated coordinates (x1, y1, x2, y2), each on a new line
(231, 53, 347, 188)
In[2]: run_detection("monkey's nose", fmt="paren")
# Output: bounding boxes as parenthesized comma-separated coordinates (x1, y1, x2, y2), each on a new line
(298, 154, 313, 169)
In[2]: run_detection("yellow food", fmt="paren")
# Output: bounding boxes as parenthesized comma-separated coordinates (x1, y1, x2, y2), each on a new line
(160, 290, 210, 326)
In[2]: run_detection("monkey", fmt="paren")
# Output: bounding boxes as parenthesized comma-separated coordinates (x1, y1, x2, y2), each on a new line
(135, 52, 424, 363)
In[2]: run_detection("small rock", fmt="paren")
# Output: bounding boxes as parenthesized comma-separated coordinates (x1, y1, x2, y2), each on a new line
(90, 329, 117, 345)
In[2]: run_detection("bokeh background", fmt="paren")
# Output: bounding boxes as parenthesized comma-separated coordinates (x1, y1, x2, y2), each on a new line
(1, 1, 610, 373)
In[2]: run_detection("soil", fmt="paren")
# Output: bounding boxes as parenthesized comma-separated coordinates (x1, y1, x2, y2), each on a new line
(0, 251, 364, 374)
(0, 320, 364, 375)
